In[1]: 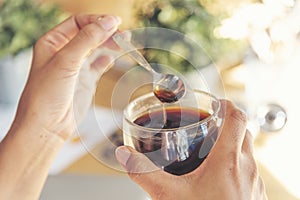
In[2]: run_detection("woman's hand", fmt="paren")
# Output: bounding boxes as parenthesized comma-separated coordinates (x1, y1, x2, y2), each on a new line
(14, 14, 121, 140)
(0, 14, 122, 200)
(116, 100, 268, 200)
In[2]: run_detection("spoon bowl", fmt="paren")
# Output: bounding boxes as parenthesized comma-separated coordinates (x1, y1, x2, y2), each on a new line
(113, 33, 186, 103)
(153, 73, 185, 103)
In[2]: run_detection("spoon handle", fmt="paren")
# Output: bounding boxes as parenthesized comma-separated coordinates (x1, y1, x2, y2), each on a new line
(112, 34, 156, 74)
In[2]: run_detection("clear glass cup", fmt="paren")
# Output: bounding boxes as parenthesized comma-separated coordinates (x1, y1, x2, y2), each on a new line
(123, 90, 221, 175)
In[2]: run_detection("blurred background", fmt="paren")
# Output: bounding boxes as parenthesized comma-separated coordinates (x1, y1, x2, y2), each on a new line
(1, 0, 300, 199)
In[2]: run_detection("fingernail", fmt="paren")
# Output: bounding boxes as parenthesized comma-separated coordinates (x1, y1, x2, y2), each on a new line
(115, 147, 131, 166)
(97, 16, 121, 31)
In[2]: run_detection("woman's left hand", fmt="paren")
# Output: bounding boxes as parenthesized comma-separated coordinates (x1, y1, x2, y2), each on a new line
(14, 14, 121, 140)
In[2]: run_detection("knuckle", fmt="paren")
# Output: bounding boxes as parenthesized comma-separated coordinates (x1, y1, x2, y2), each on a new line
(221, 100, 248, 125)
(220, 99, 234, 111)
(35, 32, 60, 54)
(34, 36, 51, 53)
(229, 108, 247, 124)
(74, 14, 98, 27)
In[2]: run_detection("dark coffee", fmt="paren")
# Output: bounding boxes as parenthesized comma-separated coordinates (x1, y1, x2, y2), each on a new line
(132, 107, 218, 175)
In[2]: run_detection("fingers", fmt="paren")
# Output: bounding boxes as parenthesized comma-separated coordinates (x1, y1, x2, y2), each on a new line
(33, 14, 121, 73)
(48, 15, 121, 72)
(86, 30, 131, 75)
(115, 146, 168, 195)
(212, 100, 248, 154)
(33, 14, 102, 68)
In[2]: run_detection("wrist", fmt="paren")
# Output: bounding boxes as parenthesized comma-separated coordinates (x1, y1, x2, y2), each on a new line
(8, 115, 65, 150)
(0, 118, 64, 200)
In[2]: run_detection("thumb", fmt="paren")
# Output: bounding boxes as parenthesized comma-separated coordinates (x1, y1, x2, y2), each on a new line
(50, 15, 121, 72)
(115, 146, 168, 195)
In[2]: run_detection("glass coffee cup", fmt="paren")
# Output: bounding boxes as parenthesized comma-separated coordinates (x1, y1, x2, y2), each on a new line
(123, 90, 221, 175)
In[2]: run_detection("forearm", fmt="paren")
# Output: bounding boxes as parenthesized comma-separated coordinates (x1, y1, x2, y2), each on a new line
(0, 121, 64, 200)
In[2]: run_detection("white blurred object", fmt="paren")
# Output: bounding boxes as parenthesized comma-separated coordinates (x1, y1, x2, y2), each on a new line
(244, 42, 300, 198)
(216, 0, 300, 64)
(0, 48, 32, 105)
(256, 103, 287, 132)
(185, 64, 225, 99)
(212, 0, 300, 197)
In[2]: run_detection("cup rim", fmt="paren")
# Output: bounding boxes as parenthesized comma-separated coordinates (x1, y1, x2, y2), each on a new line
(123, 89, 220, 132)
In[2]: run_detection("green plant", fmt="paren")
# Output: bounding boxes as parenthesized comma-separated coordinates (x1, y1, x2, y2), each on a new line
(134, 0, 248, 72)
(0, 0, 66, 58)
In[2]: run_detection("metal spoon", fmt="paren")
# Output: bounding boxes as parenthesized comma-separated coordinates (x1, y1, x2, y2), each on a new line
(113, 34, 186, 103)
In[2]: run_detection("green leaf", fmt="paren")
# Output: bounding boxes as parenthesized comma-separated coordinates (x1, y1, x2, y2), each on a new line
(0, 0, 66, 58)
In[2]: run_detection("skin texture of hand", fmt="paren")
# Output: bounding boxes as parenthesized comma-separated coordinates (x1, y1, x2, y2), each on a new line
(0, 14, 121, 200)
(116, 100, 268, 200)
(13, 14, 121, 140)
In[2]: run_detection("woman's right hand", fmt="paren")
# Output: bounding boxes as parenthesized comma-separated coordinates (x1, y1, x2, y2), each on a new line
(116, 100, 268, 200)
